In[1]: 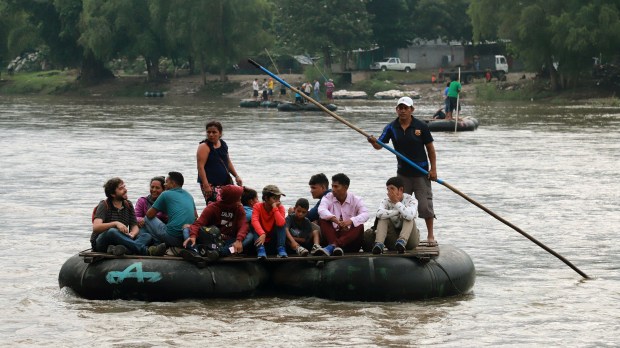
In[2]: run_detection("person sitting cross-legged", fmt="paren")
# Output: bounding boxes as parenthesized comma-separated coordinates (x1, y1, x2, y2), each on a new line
(368, 176, 420, 254)
(135, 176, 168, 228)
(315, 173, 369, 256)
(182, 185, 253, 260)
(91, 177, 166, 256)
(142, 171, 197, 248)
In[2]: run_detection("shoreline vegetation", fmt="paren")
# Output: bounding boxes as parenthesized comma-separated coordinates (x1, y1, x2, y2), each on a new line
(0, 69, 618, 106)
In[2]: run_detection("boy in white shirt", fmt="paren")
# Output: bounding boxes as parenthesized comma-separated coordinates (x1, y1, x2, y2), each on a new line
(372, 176, 420, 254)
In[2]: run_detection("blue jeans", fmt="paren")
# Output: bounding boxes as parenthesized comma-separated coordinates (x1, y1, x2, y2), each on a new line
(94, 228, 153, 255)
(262, 225, 286, 255)
(220, 231, 255, 256)
(142, 217, 184, 248)
(184, 226, 255, 256)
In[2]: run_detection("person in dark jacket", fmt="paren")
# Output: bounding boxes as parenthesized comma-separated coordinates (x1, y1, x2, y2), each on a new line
(184, 185, 252, 258)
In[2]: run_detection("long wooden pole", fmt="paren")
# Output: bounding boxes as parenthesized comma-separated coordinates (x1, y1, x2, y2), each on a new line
(248, 58, 589, 279)
(454, 67, 461, 132)
(264, 48, 280, 75)
(307, 53, 329, 82)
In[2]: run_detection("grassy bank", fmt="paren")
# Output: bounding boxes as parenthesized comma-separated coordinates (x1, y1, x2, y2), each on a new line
(3, 68, 617, 106)
(0, 70, 243, 98)
(196, 80, 240, 97)
(343, 70, 433, 96)
(0, 70, 78, 94)
(475, 80, 555, 101)
(475, 78, 619, 105)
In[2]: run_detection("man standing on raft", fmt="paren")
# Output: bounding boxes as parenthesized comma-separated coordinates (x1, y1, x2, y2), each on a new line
(368, 97, 438, 246)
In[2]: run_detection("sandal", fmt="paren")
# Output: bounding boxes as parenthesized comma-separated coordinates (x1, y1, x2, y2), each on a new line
(422, 240, 439, 247)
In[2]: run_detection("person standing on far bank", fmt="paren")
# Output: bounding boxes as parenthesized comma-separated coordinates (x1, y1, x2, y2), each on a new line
(367, 97, 438, 246)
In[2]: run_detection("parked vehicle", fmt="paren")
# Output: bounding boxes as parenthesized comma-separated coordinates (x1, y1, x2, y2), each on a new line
(448, 55, 509, 83)
(370, 57, 416, 72)
(592, 63, 620, 88)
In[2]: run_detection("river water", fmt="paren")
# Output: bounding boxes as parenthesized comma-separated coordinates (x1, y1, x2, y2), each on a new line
(0, 94, 618, 347)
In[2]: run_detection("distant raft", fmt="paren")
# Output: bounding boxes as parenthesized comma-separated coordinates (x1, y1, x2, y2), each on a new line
(270, 244, 475, 301)
(239, 99, 281, 108)
(277, 102, 338, 112)
(422, 116, 480, 132)
(333, 90, 368, 100)
(374, 89, 421, 100)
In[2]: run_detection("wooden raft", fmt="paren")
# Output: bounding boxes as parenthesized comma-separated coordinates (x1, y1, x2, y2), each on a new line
(79, 242, 439, 264)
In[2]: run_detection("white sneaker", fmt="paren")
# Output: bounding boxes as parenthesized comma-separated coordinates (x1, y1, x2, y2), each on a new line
(310, 244, 322, 256)
(296, 245, 309, 257)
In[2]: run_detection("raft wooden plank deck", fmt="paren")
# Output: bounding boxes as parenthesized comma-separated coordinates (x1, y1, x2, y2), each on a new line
(79, 245, 439, 264)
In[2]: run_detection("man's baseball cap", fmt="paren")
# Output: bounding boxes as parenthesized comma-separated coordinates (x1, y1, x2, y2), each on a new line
(396, 96, 414, 107)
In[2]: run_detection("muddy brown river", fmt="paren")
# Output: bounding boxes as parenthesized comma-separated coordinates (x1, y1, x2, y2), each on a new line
(0, 94, 618, 346)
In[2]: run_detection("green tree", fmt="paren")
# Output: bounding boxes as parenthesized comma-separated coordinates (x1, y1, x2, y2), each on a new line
(469, 0, 620, 90)
(139, 0, 172, 80)
(0, 0, 58, 69)
(365, 0, 473, 57)
(0, 1, 9, 78)
(167, 0, 273, 83)
(78, 0, 122, 80)
(550, 2, 620, 82)
(1, 0, 112, 81)
(79, 0, 172, 81)
(275, 0, 374, 70)
(163, 0, 194, 74)
(53, 0, 84, 68)
(366, 0, 414, 54)
(412, 0, 473, 43)
(203, 0, 273, 81)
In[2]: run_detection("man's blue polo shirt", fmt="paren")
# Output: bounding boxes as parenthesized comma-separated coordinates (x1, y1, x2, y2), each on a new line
(378, 117, 434, 177)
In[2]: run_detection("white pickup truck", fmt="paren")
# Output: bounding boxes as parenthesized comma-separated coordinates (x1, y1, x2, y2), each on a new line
(370, 57, 416, 72)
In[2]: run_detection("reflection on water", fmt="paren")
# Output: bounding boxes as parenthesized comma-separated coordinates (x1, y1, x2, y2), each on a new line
(0, 95, 619, 346)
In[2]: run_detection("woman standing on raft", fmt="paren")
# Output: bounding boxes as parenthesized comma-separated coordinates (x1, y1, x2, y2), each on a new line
(197, 121, 243, 204)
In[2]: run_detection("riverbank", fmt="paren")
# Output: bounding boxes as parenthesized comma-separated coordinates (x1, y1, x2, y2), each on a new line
(1, 69, 617, 106)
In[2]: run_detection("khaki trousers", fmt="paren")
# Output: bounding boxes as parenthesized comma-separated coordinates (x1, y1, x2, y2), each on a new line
(370, 218, 420, 250)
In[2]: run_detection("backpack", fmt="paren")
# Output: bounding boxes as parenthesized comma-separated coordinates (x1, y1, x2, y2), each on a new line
(193, 226, 223, 255)
(92, 199, 130, 223)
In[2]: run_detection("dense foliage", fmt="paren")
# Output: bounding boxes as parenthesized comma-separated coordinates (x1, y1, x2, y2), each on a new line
(469, 0, 620, 90)
(0, 0, 617, 88)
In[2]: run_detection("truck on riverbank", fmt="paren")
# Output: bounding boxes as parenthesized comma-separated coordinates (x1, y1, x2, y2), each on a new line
(446, 55, 509, 84)
(370, 57, 416, 72)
